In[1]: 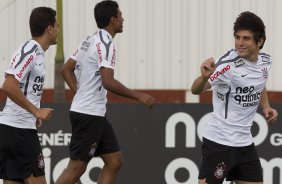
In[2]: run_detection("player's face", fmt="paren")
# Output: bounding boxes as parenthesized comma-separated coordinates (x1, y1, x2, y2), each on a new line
(113, 8, 124, 33)
(234, 30, 263, 62)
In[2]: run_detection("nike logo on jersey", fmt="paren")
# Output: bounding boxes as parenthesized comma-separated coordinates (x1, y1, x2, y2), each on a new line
(241, 74, 248, 77)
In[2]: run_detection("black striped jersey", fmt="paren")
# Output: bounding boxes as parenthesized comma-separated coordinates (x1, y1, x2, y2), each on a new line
(70, 29, 116, 116)
(203, 49, 271, 147)
(0, 40, 45, 129)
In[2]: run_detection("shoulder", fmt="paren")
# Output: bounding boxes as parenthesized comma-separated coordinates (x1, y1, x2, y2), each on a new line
(216, 49, 255, 69)
(12, 41, 39, 65)
(78, 33, 96, 52)
(23, 40, 39, 54)
(214, 49, 238, 69)
(97, 30, 113, 45)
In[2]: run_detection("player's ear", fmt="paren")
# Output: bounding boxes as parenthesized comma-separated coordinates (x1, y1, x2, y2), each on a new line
(258, 37, 264, 47)
(46, 25, 54, 34)
(110, 16, 117, 24)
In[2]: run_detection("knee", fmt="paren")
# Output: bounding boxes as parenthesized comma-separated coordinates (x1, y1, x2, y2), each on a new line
(105, 156, 124, 171)
(111, 156, 124, 170)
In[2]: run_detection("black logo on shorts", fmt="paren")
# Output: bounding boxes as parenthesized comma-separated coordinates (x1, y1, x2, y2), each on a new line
(89, 143, 97, 157)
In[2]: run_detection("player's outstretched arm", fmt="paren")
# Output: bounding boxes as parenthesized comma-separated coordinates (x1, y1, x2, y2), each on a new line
(100, 67, 155, 109)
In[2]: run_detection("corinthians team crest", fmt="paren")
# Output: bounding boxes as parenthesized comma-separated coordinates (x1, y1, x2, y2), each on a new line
(262, 67, 268, 79)
(89, 143, 98, 157)
(37, 153, 45, 169)
(214, 162, 227, 179)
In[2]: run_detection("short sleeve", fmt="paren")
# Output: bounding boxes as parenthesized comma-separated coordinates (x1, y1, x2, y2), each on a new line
(208, 62, 233, 87)
(95, 41, 115, 69)
(70, 47, 83, 63)
(5, 52, 36, 82)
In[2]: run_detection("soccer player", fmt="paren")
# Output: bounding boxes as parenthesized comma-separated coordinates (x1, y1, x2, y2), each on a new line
(0, 7, 59, 184)
(191, 11, 278, 184)
(55, 1, 155, 184)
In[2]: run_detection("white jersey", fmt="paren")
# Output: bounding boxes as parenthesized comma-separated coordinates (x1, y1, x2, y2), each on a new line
(203, 49, 271, 147)
(0, 40, 45, 129)
(70, 29, 116, 116)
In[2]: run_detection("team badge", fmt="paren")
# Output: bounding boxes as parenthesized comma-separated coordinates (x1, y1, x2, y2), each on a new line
(214, 162, 227, 179)
(37, 153, 45, 169)
(89, 143, 98, 157)
(262, 67, 268, 79)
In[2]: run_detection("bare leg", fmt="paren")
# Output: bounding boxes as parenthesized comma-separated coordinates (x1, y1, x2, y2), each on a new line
(24, 175, 46, 184)
(198, 178, 208, 184)
(234, 181, 263, 184)
(97, 151, 123, 184)
(55, 160, 87, 184)
(4, 180, 24, 184)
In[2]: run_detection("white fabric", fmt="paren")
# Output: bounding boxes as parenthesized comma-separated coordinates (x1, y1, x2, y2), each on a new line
(70, 29, 116, 116)
(0, 40, 45, 129)
(204, 49, 271, 147)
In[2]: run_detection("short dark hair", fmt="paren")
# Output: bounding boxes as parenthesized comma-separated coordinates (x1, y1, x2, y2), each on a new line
(29, 7, 56, 37)
(233, 11, 266, 49)
(94, 0, 119, 29)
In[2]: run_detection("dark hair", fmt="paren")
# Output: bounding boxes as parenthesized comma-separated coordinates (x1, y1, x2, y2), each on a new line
(233, 11, 266, 49)
(94, 0, 119, 28)
(29, 7, 56, 37)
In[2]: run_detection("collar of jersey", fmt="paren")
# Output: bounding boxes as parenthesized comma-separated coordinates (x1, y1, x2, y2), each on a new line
(30, 39, 45, 54)
(100, 29, 113, 41)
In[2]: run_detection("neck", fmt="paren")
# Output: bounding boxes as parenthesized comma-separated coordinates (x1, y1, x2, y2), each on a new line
(32, 37, 50, 51)
(103, 27, 116, 38)
(247, 51, 259, 62)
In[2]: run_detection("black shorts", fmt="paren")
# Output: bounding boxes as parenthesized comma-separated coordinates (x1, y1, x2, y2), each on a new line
(69, 111, 120, 162)
(198, 138, 263, 184)
(0, 124, 45, 181)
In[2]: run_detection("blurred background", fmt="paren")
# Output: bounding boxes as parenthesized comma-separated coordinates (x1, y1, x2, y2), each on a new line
(1, 0, 282, 103)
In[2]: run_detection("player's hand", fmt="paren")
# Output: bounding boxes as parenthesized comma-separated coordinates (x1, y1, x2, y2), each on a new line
(200, 57, 216, 79)
(263, 107, 278, 124)
(36, 118, 43, 128)
(34, 108, 54, 121)
(137, 93, 156, 109)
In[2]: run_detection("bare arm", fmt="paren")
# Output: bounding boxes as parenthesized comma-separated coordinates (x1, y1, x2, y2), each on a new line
(260, 88, 270, 109)
(100, 67, 155, 109)
(191, 76, 211, 94)
(2, 74, 53, 120)
(260, 87, 278, 124)
(61, 58, 77, 93)
(191, 57, 215, 94)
